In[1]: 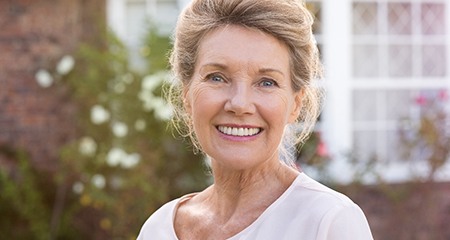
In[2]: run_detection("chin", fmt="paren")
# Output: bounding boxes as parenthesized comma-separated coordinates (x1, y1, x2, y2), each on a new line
(209, 153, 276, 172)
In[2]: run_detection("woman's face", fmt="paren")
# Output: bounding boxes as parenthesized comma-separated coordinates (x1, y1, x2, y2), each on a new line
(184, 25, 303, 171)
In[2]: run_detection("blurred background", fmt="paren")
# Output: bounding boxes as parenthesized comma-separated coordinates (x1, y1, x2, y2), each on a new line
(0, 0, 449, 239)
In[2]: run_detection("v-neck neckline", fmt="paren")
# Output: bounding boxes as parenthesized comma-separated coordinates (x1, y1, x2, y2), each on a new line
(169, 173, 304, 239)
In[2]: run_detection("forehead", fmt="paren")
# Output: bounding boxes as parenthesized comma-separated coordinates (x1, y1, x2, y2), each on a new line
(195, 25, 290, 72)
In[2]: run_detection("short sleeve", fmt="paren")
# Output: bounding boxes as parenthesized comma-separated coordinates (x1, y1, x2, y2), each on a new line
(316, 203, 374, 240)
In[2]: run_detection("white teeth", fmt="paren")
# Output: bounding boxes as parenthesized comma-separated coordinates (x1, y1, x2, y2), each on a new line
(217, 126, 261, 137)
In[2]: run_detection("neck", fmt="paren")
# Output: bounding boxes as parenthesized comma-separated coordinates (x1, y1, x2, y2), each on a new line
(205, 159, 299, 221)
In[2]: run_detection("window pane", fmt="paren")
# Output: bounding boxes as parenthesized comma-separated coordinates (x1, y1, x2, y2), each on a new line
(422, 44, 447, 77)
(126, 1, 147, 70)
(385, 90, 412, 121)
(353, 44, 379, 77)
(353, 130, 379, 161)
(388, 3, 412, 35)
(353, 90, 377, 122)
(154, 0, 179, 34)
(421, 3, 446, 35)
(386, 130, 401, 161)
(353, 2, 378, 35)
(388, 44, 413, 77)
(126, 2, 146, 45)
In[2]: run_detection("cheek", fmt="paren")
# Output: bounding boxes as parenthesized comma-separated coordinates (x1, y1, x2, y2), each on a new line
(260, 92, 292, 123)
(189, 86, 223, 118)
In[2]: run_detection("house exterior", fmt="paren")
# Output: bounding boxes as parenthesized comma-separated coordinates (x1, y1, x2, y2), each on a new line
(107, 0, 450, 183)
(0, 1, 447, 239)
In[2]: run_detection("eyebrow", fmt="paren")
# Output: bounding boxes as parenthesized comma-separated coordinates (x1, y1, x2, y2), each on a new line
(199, 63, 228, 72)
(259, 68, 285, 77)
(200, 63, 285, 77)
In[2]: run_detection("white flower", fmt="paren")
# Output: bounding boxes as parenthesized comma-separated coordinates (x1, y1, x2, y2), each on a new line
(141, 73, 165, 92)
(91, 105, 110, 124)
(139, 72, 170, 112)
(56, 55, 75, 75)
(78, 136, 97, 156)
(135, 119, 146, 131)
(106, 147, 126, 167)
(72, 181, 84, 194)
(106, 148, 140, 169)
(155, 103, 173, 121)
(35, 69, 54, 88)
(112, 122, 128, 138)
(121, 153, 141, 169)
(91, 174, 106, 189)
(149, 97, 163, 109)
(138, 94, 173, 120)
(151, 97, 173, 121)
(138, 91, 155, 111)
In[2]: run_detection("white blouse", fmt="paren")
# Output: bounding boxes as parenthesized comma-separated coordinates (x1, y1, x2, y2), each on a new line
(137, 173, 374, 240)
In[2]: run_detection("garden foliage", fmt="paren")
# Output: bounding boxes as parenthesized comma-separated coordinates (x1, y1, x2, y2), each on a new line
(1, 26, 208, 239)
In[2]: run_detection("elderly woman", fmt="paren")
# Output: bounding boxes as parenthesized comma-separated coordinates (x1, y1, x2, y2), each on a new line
(138, 0, 374, 239)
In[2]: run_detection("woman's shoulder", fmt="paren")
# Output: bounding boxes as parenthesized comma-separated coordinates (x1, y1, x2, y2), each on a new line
(227, 173, 373, 240)
(136, 199, 178, 239)
(287, 173, 373, 239)
(291, 173, 356, 207)
(137, 193, 198, 240)
(277, 173, 368, 225)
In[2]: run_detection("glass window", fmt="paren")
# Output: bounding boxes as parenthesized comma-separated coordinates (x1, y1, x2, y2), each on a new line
(421, 3, 446, 35)
(422, 44, 447, 77)
(385, 90, 413, 121)
(353, 2, 378, 35)
(351, 1, 448, 163)
(353, 44, 380, 78)
(387, 2, 412, 35)
(353, 90, 378, 122)
(388, 44, 413, 77)
(352, 1, 447, 78)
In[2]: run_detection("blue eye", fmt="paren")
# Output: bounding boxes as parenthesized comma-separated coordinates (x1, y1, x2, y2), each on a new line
(259, 79, 278, 87)
(207, 74, 225, 82)
(212, 75, 223, 82)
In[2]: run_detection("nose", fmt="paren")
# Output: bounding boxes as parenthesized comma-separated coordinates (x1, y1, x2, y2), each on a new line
(224, 82, 255, 115)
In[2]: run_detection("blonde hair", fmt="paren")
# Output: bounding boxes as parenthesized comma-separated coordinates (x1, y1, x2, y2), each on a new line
(168, 0, 323, 164)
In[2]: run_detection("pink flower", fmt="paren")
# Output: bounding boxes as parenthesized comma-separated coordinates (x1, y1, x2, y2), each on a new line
(316, 140, 329, 158)
(415, 94, 427, 106)
(438, 90, 448, 102)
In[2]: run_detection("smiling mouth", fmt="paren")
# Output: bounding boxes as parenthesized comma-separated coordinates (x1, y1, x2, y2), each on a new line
(217, 126, 262, 137)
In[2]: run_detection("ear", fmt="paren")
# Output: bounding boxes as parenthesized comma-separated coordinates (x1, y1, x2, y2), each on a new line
(288, 89, 304, 123)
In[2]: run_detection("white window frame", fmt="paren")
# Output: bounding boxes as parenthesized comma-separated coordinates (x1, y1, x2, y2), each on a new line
(321, 0, 450, 183)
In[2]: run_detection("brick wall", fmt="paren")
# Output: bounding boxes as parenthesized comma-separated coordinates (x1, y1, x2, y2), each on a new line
(0, 0, 105, 171)
(342, 181, 450, 240)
